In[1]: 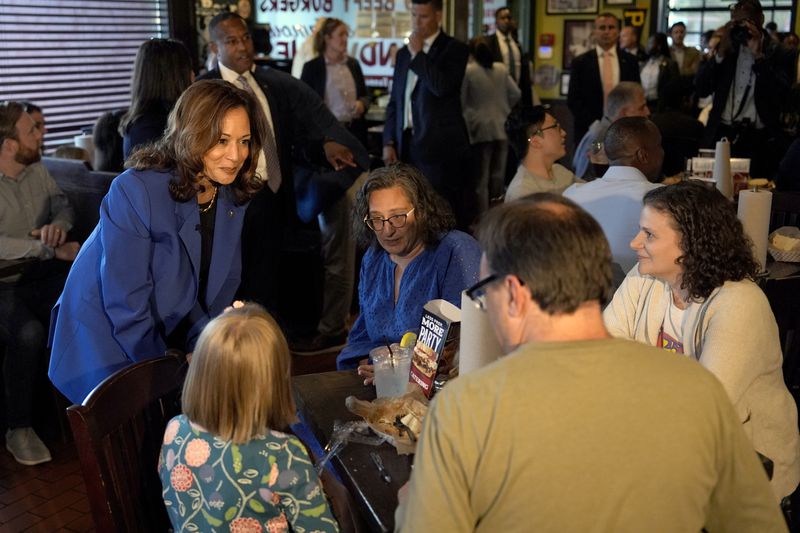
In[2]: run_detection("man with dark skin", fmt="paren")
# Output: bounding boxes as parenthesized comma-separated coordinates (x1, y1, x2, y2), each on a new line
(199, 13, 369, 315)
(487, 6, 532, 107)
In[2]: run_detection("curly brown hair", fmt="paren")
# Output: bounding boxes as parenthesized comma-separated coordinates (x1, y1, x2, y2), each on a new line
(642, 181, 759, 300)
(353, 163, 455, 249)
(126, 79, 265, 205)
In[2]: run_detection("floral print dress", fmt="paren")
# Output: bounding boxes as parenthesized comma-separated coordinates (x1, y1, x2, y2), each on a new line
(159, 414, 339, 533)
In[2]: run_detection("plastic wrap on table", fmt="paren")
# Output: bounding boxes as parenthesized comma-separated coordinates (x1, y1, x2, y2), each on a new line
(345, 387, 429, 455)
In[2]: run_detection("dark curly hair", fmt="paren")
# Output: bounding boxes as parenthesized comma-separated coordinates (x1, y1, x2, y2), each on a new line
(353, 163, 455, 249)
(126, 79, 265, 205)
(642, 181, 759, 301)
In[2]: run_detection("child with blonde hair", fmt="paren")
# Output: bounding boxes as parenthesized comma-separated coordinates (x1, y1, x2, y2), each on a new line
(159, 303, 339, 532)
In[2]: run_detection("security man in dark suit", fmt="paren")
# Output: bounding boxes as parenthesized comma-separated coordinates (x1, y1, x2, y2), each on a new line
(567, 12, 641, 145)
(198, 12, 368, 314)
(487, 6, 532, 108)
(382, 0, 473, 228)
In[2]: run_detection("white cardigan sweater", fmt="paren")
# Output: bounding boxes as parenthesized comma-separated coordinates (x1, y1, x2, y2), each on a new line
(604, 266, 800, 499)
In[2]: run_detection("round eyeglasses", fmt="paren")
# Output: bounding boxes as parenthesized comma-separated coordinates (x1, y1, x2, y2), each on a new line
(364, 208, 415, 232)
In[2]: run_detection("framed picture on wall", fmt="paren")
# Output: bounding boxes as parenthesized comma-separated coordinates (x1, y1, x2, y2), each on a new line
(546, 0, 599, 15)
(563, 19, 595, 70)
(606, 0, 634, 5)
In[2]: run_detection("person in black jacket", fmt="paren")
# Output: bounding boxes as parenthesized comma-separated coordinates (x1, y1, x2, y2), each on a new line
(695, 0, 795, 179)
(120, 39, 193, 160)
(486, 6, 532, 108)
(198, 12, 369, 320)
(301, 18, 370, 148)
(567, 12, 641, 145)
(382, 0, 473, 228)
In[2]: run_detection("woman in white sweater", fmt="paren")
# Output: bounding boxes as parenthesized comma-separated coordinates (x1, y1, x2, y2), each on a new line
(604, 181, 800, 501)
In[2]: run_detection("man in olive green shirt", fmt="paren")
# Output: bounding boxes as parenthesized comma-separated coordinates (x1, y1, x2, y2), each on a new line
(395, 194, 787, 532)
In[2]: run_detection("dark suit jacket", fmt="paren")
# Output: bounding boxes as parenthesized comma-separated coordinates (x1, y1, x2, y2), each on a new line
(487, 32, 533, 107)
(383, 32, 470, 165)
(649, 56, 682, 113)
(567, 47, 641, 143)
(300, 55, 370, 146)
(197, 66, 368, 308)
(694, 34, 794, 145)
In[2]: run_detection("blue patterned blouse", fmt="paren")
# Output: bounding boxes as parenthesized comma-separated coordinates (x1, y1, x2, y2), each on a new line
(159, 414, 339, 533)
(337, 230, 481, 369)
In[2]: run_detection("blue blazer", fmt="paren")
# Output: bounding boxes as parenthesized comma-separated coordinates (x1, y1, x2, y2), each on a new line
(48, 168, 247, 403)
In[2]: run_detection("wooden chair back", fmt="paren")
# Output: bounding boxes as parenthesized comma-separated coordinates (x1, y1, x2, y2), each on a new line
(67, 352, 187, 533)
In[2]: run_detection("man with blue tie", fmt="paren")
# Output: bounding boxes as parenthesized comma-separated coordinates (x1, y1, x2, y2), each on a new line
(382, 0, 473, 228)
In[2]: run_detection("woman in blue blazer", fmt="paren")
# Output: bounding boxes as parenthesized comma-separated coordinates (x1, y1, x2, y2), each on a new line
(48, 80, 267, 404)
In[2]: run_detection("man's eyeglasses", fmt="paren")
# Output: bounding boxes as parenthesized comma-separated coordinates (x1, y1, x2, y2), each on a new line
(364, 208, 415, 232)
(536, 122, 561, 135)
(465, 274, 500, 311)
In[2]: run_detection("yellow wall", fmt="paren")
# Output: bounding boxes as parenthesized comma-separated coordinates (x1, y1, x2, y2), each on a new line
(533, 2, 652, 101)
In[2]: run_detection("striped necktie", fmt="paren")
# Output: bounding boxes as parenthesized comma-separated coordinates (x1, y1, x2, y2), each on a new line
(237, 75, 282, 193)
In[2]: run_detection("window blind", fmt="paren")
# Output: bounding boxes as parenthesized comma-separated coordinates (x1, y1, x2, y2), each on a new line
(0, 0, 169, 152)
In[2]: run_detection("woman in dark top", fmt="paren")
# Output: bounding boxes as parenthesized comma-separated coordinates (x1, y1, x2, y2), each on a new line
(120, 38, 194, 159)
(639, 33, 681, 114)
(300, 18, 370, 146)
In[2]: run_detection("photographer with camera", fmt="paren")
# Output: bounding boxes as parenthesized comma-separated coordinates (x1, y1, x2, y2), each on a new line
(695, 0, 795, 179)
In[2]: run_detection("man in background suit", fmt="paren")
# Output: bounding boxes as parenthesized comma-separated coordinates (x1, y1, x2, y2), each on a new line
(567, 12, 640, 145)
(382, 0, 472, 228)
(487, 7, 532, 108)
(199, 12, 368, 318)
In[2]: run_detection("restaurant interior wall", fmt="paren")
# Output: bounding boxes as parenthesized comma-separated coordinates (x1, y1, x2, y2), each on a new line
(663, 0, 793, 49)
(532, 0, 654, 102)
(533, 0, 797, 103)
(0, 0, 171, 153)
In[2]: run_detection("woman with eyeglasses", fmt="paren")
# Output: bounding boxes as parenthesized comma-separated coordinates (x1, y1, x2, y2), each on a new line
(504, 105, 575, 202)
(337, 163, 481, 371)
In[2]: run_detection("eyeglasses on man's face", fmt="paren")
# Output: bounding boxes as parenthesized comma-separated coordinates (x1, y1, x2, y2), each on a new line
(537, 121, 561, 135)
(364, 208, 415, 232)
(465, 274, 500, 311)
(528, 121, 561, 142)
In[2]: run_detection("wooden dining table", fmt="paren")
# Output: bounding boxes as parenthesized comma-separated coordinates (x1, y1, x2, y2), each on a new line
(292, 371, 413, 533)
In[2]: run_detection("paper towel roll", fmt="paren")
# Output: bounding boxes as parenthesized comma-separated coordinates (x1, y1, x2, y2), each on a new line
(459, 291, 504, 375)
(737, 189, 772, 272)
(713, 137, 732, 200)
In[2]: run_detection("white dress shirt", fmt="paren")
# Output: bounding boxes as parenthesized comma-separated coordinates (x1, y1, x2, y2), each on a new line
(563, 166, 662, 272)
(496, 30, 521, 83)
(218, 62, 277, 184)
